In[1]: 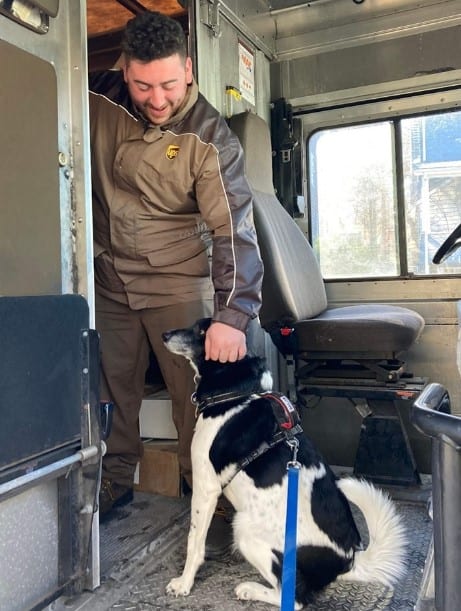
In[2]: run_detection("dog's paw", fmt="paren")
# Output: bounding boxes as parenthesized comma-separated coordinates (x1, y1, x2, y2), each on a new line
(235, 581, 268, 601)
(166, 576, 191, 597)
(235, 581, 255, 600)
(236, 581, 301, 608)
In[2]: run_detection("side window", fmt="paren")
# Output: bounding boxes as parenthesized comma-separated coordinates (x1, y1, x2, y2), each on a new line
(403, 113, 461, 275)
(309, 110, 461, 279)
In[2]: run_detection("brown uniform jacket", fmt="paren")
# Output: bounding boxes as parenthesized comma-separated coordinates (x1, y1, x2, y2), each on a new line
(89, 71, 263, 331)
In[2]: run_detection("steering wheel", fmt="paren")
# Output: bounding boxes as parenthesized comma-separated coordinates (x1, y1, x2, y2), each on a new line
(433, 223, 461, 264)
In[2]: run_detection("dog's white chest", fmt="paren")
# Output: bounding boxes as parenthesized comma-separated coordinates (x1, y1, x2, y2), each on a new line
(191, 407, 244, 486)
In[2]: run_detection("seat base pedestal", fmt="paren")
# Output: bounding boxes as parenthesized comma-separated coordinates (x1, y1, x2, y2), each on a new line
(353, 405, 421, 486)
(299, 375, 427, 486)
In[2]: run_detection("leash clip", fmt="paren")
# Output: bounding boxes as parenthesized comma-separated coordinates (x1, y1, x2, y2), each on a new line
(191, 391, 199, 419)
(286, 437, 301, 469)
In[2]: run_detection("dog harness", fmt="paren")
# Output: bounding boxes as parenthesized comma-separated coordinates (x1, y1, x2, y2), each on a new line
(193, 389, 303, 487)
(233, 392, 302, 476)
(193, 388, 262, 414)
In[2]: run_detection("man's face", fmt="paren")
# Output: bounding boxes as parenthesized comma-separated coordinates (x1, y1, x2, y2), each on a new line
(123, 53, 193, 126)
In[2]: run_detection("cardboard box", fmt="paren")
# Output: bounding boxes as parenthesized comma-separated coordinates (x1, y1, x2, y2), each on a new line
(134, 440, 181, 497)
(139, 389, 178, 440)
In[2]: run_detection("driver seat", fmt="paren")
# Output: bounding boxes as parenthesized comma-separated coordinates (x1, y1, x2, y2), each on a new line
(229, 111, 426, 484)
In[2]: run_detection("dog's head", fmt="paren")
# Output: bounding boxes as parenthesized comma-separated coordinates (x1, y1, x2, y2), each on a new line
(163, 318, 273, 401)
(162, 317, 211, 376)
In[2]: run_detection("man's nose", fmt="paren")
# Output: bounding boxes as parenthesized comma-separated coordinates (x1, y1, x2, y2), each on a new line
(149, 88, 166, 108)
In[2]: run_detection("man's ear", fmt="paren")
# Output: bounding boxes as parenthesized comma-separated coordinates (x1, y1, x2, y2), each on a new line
(118, 54, 128, 79)
(112, 52, 125, 70)
(185, 56, 193, 85)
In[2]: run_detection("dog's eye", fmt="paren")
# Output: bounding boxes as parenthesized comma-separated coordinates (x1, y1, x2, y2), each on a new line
(200, 329, 206, 337)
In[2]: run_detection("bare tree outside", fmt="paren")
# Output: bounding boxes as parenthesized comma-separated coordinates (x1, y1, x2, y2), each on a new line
(309, 111, 461, 279)
(310, 122, 398, 278)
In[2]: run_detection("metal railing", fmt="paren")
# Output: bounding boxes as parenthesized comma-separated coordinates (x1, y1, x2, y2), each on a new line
(0, 444, 101, 502)
(411, 382, 461, 611)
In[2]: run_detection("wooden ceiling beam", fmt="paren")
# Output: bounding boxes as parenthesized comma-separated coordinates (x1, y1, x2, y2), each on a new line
(115, 0, 148, 15)
(87, 1, 187, 38)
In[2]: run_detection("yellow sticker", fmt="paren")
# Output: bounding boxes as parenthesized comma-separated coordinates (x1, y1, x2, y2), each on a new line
(166, 145, 180, 159)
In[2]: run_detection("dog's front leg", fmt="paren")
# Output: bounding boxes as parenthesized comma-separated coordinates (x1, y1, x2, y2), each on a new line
(166, 483, 220, 596)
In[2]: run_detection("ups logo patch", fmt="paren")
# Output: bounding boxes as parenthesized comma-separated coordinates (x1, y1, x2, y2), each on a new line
(166, 145, 180, 159)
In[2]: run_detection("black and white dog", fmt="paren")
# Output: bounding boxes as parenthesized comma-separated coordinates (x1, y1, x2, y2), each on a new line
(163, 318, 406, 608)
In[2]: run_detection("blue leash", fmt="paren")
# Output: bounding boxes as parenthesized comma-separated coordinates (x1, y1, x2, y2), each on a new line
(281, 438, 301, 611)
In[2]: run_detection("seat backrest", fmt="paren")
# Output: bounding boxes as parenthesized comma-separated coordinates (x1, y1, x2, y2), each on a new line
(228, 112, 328, 329)
(228, 111, 275, 196)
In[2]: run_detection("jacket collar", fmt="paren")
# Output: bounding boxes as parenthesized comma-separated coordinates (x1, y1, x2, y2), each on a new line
(165, 79, 199, 127)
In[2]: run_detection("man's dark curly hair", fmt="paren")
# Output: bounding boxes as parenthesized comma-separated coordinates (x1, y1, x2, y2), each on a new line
(121, 11, 187, 63)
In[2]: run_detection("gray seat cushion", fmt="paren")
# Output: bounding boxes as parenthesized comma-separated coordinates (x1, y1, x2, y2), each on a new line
(293, 304, 425, 358)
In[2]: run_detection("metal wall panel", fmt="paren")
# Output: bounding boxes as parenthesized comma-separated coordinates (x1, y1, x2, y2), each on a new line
(267, 0, 461, 107)
(0, 481, 58, 611)
(273, 25, 461, 109)
(0, 40, 61, 295)
(195, 0, 272, 122)
(0, 2, 94, 318)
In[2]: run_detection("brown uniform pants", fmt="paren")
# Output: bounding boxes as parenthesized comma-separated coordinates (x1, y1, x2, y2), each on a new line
(96, 291, 212, 488)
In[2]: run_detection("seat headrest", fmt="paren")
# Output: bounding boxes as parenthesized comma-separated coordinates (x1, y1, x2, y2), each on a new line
(228, 112, 275, 196)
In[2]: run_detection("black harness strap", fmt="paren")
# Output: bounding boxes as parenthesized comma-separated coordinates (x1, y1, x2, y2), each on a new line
(270, 326, 298, 402)
(194, 389, 257, 414)
(222, 391, 303, 488)
(192, 387, 303, 486)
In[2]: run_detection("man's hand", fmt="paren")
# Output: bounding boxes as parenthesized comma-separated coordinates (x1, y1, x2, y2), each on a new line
(205, 321, 247, 363)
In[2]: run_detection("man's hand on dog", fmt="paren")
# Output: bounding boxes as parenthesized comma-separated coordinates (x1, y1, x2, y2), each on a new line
(205, 322, 246, 363)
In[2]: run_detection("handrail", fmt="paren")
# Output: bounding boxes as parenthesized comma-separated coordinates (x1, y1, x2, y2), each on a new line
(0, 444, 101, 502)
(412, 383, 461, 445)
(411, 383, 461, 611)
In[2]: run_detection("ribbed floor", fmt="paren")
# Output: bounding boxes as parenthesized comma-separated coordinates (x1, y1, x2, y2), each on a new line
(58, 483, 432, 611)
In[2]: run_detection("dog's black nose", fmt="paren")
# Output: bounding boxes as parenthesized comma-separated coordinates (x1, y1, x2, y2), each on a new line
(162, 331, 172, 342)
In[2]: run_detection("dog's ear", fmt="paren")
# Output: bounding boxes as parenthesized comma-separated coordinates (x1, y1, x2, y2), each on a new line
(196, 317, 212, 335)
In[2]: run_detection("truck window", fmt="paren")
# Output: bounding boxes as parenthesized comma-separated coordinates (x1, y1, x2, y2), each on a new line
(309, 109, 461, 279)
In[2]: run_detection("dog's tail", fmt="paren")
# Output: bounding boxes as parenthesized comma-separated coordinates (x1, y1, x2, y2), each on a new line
(337, 477, 407, 586)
